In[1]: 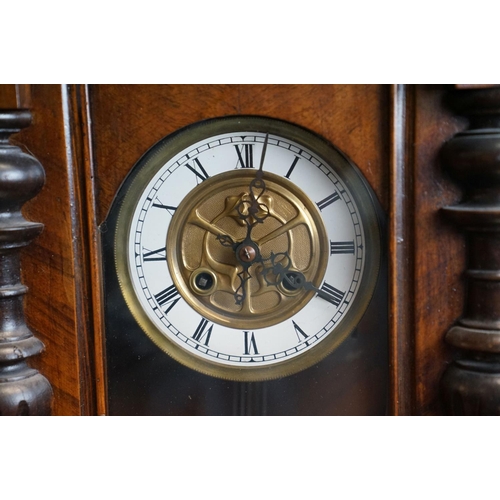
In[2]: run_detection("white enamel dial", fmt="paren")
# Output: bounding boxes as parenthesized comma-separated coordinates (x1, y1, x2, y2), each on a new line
(116, 117, 381, 381)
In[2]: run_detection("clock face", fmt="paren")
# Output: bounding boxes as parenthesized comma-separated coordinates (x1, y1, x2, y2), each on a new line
(115, 116, 381, 381)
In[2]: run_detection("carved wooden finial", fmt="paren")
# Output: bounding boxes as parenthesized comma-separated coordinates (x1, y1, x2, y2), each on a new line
(0, 109, 52, 415)
(441, 87, 500, 415)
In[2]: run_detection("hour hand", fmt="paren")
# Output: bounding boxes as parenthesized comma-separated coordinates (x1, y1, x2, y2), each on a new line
(215, 233, 263, 306)
(237, 134, 270, 230)
(216, 233, 238, 250)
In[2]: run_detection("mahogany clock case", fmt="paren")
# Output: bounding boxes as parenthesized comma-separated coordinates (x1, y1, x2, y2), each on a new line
(1, 84, 470, 416)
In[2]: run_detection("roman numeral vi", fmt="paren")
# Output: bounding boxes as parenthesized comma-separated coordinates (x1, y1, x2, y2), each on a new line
(243, 331, 259, 355)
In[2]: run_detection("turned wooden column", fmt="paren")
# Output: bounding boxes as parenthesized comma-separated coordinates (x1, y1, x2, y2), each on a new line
(441, 87, 500, 415)
(0, 109, 52, 415)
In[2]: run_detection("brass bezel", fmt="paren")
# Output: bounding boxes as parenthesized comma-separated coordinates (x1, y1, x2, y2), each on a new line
(115, 116, 382, 382)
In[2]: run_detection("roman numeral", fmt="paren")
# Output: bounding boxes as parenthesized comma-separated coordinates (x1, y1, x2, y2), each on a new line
(143, 246, 166, 261)
(285, 156, 300, 179)
(316, 192, 340, 211)
(192, 318, 213, 346)
(330, 240, 355, 255)
(152, 198, 177, 213)
(154, 284, 180, 314)
(235, 144, 254, 169)
(186, 158, 209, 182)
(292, 321, 308, 341)
(243, 331, 259, 355)
(319, 282, 345, 307)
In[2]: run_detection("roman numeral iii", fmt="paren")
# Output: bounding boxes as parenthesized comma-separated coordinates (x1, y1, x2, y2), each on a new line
(330, 240, 355, 255)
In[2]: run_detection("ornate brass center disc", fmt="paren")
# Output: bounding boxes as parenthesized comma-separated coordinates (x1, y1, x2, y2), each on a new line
(167, 170, 329, 330)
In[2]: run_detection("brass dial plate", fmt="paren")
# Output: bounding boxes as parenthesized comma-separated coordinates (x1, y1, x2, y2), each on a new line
(167, 170, 328, 330)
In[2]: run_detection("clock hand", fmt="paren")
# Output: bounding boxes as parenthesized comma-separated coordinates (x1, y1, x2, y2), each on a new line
(236, 134, 270, 229)
(216, 229, 262, 306)
(259, 251, 292, 288)
(249, 132, 269, 200)
(216, 135, 271, 306)
(260, 251, 339, 305)
(216, 233, 238, 250)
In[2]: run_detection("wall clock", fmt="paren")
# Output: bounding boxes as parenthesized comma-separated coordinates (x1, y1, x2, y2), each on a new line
(113, 116, 382, 382)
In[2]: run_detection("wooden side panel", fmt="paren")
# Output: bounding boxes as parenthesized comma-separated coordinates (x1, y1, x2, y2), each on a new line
(12, 85, 86, 415)
(0, 85, 18, 107)
(389, 85, 415, 415)
(412, 86, 467, 414)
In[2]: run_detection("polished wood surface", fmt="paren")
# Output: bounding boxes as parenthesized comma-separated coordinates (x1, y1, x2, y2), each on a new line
(389, 85, 467, 415)
(411, 86, 467, 414)
(89, 84, 390, 222)
(0, 83, 483, 414)
(1, 86, 95, 415)
(389, 84, 415, 415)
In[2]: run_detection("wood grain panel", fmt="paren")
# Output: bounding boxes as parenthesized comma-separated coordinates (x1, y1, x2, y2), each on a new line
(0, 84, 18, 107)
(13, 85, 87, 415)
(412, 85, 468, 414)
(88, 85, 389, 223)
